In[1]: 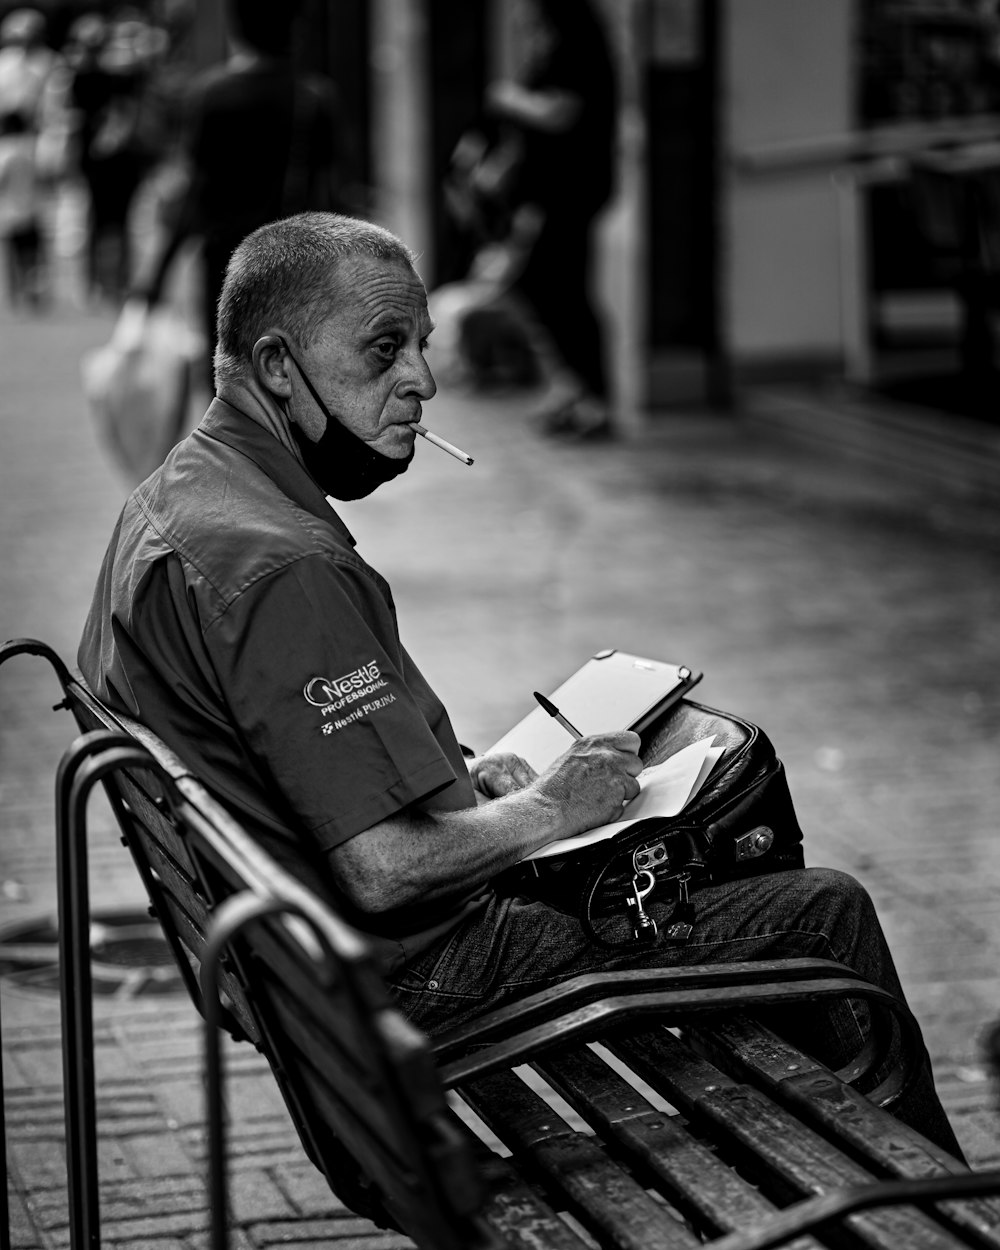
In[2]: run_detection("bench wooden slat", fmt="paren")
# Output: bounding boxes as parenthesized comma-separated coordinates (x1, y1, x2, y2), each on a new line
(694, 1016, 1000, 1248)
(459, 1068, 703, 1250)
(533, 1043, 821, 1248)
(212, 908, 488, 1237)
(100, 758, 263, 1042)
(69, 690, 192, 784)
(237, 919, 458, 1133)
(124, 827, 201, 922)
(153, 894, 260, 1042)
(611, 1028, 972, 1250)
(301, 1070, 435, 1198)
(231, 929, 375, 1055)
(699, 1015, 967, 1169)
(244, 991, 487, 1248)
(450, 1120, 595, 1249)
(121, 825, 219, 971)
(260, 995, 444, 1183)
(378, 1009, 478, 1129)
(117, 775, 199, 878)
(232, 945, 433, 1150)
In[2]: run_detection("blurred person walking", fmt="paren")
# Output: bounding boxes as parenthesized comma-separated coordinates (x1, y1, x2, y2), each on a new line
(68, 11, 168, 302)
(0, 7, 57, 126)
(0, 8, 61, 303)
(137, 0, 342, 385)
(486, 0, 617, 441)
(0, 109, 44, 306)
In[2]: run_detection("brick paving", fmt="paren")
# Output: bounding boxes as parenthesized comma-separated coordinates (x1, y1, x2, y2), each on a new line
(2, 206, 1000, 1246)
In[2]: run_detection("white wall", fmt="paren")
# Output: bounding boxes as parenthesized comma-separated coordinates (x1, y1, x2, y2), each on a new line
(722, 0, 854, 366)
(593, 0, 646, 428)
(370, 0, 435, 278)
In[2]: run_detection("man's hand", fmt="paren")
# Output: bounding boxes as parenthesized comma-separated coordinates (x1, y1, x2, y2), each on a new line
(469, 751, 537, 798)
(329, 731, 643, 915)
(534, 732, 643, 837)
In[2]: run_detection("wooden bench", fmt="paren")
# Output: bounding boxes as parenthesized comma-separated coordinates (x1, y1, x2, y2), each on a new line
(4, 636, 1000, 1250)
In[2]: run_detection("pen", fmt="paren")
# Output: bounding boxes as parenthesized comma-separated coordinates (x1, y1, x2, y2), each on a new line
(533, 691, 583, 739)
(409, 423, 475, 466)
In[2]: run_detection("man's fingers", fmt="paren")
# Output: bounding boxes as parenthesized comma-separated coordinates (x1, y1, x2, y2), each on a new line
(623, 773, 642, 801)
(592, 730, 641, 755)
(471, 752, 538, 798)
(498, 753, 536, 790)
(511, 756, 538, 786)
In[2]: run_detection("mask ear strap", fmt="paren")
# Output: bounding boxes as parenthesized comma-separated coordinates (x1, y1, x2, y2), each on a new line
(277, 336, 335, 425)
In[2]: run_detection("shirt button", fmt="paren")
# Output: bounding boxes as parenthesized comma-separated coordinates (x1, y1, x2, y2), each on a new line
(427, 979, 439, 990)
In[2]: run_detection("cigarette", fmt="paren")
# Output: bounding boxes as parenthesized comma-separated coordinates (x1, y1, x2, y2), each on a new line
(410, 423, 474, 466)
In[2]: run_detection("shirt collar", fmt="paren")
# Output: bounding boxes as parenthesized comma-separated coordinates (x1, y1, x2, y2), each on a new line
(198, 397, 357, 548)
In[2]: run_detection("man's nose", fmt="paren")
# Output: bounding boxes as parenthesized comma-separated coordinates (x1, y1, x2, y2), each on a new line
(400, 350, 437, 401)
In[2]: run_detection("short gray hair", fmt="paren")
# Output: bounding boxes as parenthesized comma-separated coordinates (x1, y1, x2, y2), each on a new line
(213, 212, 416, 388)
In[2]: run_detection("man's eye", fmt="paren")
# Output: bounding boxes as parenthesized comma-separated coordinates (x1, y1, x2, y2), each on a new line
(373, 339, 399, 361)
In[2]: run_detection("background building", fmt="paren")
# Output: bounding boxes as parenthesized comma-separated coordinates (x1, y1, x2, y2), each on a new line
(13, 0, 997, 431)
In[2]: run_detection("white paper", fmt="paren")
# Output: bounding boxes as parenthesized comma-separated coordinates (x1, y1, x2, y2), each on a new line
(525, 736, 724, 860)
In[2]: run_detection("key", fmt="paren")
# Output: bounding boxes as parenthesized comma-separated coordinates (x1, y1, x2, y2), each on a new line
(664, 872, 695, 943)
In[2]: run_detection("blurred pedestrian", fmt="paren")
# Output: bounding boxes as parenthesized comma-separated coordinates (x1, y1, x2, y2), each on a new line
(69, 9, 167, 302)
(0, 109, 44, 306)
(485, 0, 617, 440)
(0, 8, 57, 125)
(137, 0, 342, 385)
(0, 8, 60, 302)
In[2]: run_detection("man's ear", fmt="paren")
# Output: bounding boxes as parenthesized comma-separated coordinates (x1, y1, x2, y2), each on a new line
(252, 334, 292, 399)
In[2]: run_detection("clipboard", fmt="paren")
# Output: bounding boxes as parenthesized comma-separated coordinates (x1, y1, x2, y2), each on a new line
(486, 648, 702, 773)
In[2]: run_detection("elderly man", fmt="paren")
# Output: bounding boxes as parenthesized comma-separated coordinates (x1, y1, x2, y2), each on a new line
(79, 212, 962, 1157)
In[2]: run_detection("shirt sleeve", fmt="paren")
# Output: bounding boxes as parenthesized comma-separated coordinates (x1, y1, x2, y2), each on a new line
(203, 552, 463, 850)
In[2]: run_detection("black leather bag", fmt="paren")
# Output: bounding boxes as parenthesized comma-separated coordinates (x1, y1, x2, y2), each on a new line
(506, 700, 805, 948)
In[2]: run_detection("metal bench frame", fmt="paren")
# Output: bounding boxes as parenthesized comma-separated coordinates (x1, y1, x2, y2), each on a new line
(3, 636, 1000, 1250)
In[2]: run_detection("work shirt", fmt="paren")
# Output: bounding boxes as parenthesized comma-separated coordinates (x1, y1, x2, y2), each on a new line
(79, 398, 484, 973)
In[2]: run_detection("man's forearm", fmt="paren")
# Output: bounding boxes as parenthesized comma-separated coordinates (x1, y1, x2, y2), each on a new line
(328, 786, 571, 915)
(329, 733, 643, 916)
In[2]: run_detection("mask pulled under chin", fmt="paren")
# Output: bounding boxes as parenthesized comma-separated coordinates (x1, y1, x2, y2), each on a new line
(280, 335, 413, 501)
(290, 412, 413, 501)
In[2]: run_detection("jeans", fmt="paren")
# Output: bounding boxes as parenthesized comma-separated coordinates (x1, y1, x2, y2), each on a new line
(389, 866, 964, 1159)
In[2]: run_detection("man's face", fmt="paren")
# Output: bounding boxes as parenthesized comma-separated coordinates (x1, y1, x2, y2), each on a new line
(290, 255, 437, 460)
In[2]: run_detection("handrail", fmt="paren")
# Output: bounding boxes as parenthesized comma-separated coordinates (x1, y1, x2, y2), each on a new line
(433, 958, 922, 1108)
(199, 893, 341, 1250)
(0, 637, 78, 1250)
(0, 637, 74, 689)
(438, 977, 922, 1097)
(58, 738, 159, 1250)
(433, 958, 861, 1059)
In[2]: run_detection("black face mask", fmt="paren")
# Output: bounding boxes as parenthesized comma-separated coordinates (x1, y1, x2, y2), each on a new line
(279, 337, 414, 501)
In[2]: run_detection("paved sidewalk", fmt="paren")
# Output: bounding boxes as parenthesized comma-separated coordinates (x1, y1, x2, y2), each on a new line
(2, 282, 1000, 1246)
